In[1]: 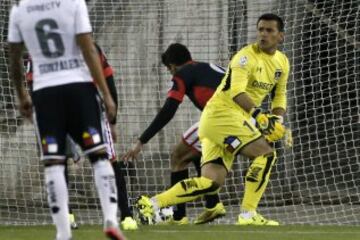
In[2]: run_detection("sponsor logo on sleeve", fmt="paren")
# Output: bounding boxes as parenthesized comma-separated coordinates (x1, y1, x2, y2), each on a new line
(239, 56, 248, 67)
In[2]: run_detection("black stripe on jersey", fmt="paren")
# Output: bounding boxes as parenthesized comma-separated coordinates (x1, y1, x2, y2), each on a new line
(222, 68, 232, 91)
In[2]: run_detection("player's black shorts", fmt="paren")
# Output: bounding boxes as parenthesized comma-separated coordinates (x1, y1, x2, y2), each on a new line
(32, 82, 107, 161)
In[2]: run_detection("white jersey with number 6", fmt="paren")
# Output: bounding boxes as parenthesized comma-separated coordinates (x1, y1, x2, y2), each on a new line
(8, 0, 93, 91)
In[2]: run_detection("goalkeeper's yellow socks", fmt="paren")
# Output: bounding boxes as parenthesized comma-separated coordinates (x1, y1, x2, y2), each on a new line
(154, 176, 219, 208)
(241, 152, 277, 211)
(170, 169, 189, 220)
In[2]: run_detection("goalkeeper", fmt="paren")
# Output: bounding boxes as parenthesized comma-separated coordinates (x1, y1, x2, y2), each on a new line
(25, 43, 138, 231)
(135, 13, 289, 226)
(124, 43, 226, 224)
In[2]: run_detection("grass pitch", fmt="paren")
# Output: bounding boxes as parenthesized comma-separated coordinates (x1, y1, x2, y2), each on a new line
(1, 224, 359, 240)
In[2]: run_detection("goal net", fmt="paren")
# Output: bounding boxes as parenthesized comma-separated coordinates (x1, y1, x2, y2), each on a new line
(0, 0, 359, 225)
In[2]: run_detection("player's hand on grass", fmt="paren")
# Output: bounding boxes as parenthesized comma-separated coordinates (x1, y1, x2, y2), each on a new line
(103, 94, 116, 123)
(123, 140, 143, 162)
(19, 92, 33, 121)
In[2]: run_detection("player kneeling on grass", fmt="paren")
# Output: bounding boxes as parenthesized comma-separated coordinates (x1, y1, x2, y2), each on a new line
(124, 43, 227, 225)
(134, 13, 290, 226)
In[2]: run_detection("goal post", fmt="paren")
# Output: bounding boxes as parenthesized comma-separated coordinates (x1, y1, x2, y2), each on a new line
(0, 0, 359, 225)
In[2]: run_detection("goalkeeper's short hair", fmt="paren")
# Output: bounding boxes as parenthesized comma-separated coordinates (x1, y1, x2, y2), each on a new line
(161, 43, 192, 68)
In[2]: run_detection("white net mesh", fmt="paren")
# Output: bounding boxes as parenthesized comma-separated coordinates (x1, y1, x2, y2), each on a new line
(0, 0, 359, 225)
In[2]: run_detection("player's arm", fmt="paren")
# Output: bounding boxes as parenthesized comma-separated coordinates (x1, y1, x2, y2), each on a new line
(9, 43, 32, 120)
(8, 6, 32, 120)
(271, 57, 290, 145)
(139, 98, 180, 144)
(105, 74, 119, 142)
(94, 43, 119, 142)
(226, 52, 257, 113)
(123, 76, 185, 161)
(123, 98, 181, 161)
(77, 34, 115, 121)
(106, 75, 118, 124)
(229, 52, 282, 137)
(74, 0, 115, 122)
(94, 43, 119, 124)
(271, 57, 290, 118)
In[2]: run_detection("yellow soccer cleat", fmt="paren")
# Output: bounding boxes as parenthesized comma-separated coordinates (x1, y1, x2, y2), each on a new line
(237, 213, 279, 226)
(69, 213, 79, 229)
(120, 217, 138, 230)
(135, 195, 155, 224)
(159, 216, 189, 225)
(194, 202, 226, 224)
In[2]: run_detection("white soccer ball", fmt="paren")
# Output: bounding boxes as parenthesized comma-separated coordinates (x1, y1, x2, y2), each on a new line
(154, 206, 174, 224)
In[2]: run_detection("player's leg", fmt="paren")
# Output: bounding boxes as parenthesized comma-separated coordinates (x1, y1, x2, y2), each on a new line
(168, 140, 193, 223)
(136, 159, 227, 223)
(64, 136, 79, 230)
(112, 161, 138, 230)
(177, 123, 225, 224)
(103, 119, 137, 230)
(237, 134, 279, 226)
(136, 135, 230, 223)
(32, 87, 71, 240)
(67, 83, 124, 239)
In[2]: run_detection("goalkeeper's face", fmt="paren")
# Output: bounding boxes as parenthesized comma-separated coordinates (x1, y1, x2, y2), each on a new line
(256, 20, 284, 53)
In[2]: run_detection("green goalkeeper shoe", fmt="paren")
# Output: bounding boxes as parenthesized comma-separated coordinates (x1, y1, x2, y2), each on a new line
(121, 217, 138, 230)
(135, 195, 155, 224)
(236, 213, 279, 226)
(194, 202, 226, 224)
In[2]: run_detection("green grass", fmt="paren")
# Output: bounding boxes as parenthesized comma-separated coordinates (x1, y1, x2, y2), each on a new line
(1, 225, 360, 240)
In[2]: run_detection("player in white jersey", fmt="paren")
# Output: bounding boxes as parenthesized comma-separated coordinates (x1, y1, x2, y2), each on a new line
(8, 0, 125, 239)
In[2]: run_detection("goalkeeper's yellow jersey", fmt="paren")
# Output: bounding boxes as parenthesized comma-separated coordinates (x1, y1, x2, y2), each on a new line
(209, 43, 290, 112)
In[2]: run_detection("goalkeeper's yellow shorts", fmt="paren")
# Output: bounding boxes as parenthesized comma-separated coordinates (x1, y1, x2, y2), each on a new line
(199, 104, 262, 171)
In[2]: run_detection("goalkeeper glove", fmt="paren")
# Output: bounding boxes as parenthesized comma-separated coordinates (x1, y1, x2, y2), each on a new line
(250, 108, 285, 142)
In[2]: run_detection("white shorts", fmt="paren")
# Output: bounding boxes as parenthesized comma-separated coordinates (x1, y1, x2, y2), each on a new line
(182, 122, 201, 153)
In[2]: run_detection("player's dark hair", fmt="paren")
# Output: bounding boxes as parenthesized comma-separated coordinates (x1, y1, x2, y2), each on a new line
(257, 13, 284, 32)
(161, 43, 192, 67)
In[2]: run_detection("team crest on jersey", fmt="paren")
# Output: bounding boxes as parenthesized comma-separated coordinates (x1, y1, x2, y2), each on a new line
(82, 127, 101, 146)
(224, 136, 242, 153)
(239, 56, 248, 67)
(274, 69, 282, 80)
(42, 136, 58, 153)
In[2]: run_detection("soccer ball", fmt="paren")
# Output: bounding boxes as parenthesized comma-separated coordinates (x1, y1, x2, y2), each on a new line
(135, 206, 174, 225)
(154, 207, 174, 223)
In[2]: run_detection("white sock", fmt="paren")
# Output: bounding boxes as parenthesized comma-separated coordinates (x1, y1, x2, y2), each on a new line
(44, 165, 71, 240)
(240, 210, 257, 219)
(93, 160, 118, 226)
